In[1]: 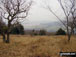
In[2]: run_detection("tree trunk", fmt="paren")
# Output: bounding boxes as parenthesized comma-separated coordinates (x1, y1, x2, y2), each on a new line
(2, 34, 6, 42)
(1, 32, 6, 43)
(6, 21, 10, 43)
(67, 27, 71, 42)
(6, 32, 10, 43)
(72, 29, 74, 35)
(68, 27, 74, 42)
(68, 34, 71, 42)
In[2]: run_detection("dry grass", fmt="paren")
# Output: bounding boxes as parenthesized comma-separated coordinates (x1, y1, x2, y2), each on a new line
(0, 35, 76, 57)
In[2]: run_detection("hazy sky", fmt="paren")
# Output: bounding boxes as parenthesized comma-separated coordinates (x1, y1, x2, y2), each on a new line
(22, 0, 65, 31)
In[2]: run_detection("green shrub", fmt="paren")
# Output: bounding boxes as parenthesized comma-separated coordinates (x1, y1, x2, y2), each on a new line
(39, 29, 46, 35)
(56, 28, 66, 35)
(10, 23, 24, 35)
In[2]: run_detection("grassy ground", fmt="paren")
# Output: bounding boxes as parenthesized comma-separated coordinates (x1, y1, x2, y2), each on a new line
(0, 35, 76, 57)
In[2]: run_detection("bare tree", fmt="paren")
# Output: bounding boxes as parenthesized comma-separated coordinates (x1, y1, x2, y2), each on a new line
(42, 0, 76, 42)
(0, 12, 6, 42)
(0, 0, 32, 43)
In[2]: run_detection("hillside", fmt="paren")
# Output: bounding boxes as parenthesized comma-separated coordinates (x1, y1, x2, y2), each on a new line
(0, 35, 76, 57)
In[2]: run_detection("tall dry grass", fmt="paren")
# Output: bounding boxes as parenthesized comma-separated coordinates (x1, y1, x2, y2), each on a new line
(0, 35, 76, 57)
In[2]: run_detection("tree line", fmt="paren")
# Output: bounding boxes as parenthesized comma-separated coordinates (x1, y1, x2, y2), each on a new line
(0, 22, 24, 35)
(25, 28, 66, 36)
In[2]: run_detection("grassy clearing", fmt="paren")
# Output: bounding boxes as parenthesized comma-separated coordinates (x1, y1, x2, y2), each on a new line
(0, 35, 76, 57)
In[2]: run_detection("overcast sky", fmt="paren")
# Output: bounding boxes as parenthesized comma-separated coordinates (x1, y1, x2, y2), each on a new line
(22, 0, 65, 31)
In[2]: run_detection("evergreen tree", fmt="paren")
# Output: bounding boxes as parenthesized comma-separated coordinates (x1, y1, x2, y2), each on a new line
(56, 28, 66, 35)
(10, 23, 24, 35)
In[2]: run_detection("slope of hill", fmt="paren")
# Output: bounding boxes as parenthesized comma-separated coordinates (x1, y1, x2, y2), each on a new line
(0, 35, 76, 57)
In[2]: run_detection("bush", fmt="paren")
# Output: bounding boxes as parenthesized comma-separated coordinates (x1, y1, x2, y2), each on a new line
(56, 28, 66, 35)
(34, 33, 38, 35)
(39, 29, 46, 35)
(10, 23, 24, 35)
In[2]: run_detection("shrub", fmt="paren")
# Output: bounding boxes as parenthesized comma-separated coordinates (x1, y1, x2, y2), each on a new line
(39, 29, 46, 35)
(56, 28, 66, 35)
(10, 23, 24, 35)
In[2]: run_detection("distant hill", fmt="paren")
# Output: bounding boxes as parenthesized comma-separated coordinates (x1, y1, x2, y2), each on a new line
(23, 21, 64, 32)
